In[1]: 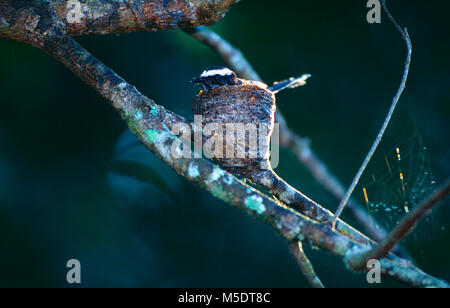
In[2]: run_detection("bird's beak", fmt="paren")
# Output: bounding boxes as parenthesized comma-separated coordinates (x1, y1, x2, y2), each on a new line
(191, 77, 202, 83)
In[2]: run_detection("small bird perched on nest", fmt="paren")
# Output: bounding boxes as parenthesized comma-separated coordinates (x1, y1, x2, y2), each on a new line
(191, 66, 310, 179)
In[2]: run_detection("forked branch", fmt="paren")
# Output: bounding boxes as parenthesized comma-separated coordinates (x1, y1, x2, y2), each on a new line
(288, 242, 325, 288)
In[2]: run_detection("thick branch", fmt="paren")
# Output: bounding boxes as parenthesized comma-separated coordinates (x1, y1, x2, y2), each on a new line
(0, 0, 239, 44)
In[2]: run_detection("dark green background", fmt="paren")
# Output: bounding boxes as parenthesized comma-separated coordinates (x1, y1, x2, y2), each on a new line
(0, 1, 448, 287)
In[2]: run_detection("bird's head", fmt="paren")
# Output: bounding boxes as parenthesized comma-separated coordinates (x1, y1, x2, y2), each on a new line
(191, 66, 241, 91)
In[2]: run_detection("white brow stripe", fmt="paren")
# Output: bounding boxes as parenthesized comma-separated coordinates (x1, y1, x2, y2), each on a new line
(200, 68, 233, 77)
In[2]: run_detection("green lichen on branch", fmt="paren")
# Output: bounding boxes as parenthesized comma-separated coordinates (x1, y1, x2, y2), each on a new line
(245, 195, 266, 214)
(144, 129, 162, 144)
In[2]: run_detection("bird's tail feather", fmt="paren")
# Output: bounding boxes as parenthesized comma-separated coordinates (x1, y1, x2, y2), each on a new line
(268, 74, 311, 94)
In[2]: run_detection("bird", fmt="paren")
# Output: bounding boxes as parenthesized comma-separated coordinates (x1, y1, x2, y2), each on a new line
(191, 66, 310, 178)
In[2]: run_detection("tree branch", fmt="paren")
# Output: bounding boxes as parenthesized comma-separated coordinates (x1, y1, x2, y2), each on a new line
(289, 242, 325, 288)
(0, 0, 239, 44)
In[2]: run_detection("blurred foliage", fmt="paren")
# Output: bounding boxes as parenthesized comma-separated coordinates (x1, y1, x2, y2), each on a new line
(0, 0, 448, 287)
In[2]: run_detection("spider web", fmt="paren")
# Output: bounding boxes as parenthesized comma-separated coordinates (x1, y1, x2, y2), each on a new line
(360, 129, 446, 254)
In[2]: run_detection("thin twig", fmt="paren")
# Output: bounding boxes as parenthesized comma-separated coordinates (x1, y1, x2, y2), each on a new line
(333, 0, 413, 223)
(349, 179, 450, 270)
(289, 242, 325, 288)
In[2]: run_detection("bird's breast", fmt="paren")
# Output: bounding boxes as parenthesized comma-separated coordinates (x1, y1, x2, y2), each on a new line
(192, 84, 276, 125)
